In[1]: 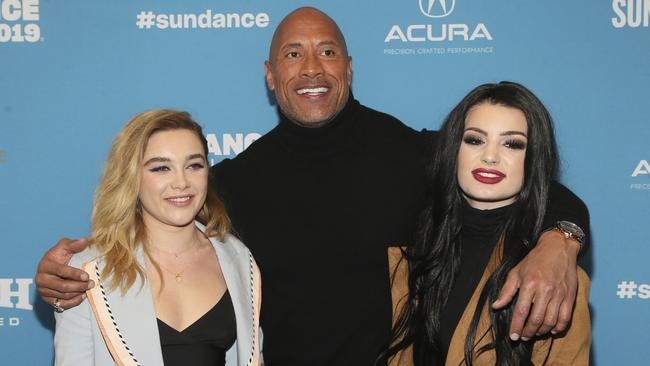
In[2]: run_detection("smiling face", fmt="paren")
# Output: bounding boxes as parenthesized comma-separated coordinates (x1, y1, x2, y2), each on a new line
(138, 129, 208, 230)
(457, 103, 528, 210)
(264, 8, 352, 127)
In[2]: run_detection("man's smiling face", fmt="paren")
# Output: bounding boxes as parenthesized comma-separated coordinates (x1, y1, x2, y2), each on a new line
(265, 8, 352, 128)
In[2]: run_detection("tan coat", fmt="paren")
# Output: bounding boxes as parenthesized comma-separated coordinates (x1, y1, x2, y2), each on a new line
(387, 244, 591, 366)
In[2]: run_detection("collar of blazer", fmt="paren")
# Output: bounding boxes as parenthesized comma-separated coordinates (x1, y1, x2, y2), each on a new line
(83, 221, 262, 366)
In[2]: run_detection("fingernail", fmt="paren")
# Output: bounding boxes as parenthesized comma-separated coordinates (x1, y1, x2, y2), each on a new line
(81, 294, 86, 300)
(88, 280, 95, 289)
(80, 273, 89, 281)
(521, 336, 530, 341)
(551, 330, 557, 335)
(510, 333, 520, 341)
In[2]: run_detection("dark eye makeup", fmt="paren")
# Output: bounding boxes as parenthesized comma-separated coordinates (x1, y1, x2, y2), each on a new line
(504, 139, 527, 150)
(148, 165, 169, 173)
(462, 134, 484, 145)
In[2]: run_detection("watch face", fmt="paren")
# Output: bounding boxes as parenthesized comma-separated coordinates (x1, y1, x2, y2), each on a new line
(558, 220, 585, 242)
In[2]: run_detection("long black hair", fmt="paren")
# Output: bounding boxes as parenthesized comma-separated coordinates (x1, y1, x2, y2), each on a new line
(384, 81, 559, 365)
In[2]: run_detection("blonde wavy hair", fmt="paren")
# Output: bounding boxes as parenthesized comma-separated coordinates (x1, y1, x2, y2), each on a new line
(90, 109, 231, 295)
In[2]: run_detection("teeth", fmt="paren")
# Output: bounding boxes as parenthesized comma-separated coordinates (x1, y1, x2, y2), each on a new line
(478, 172, 499, 178)
(297, 87, 328, 95)
(168, 196, 190, 203)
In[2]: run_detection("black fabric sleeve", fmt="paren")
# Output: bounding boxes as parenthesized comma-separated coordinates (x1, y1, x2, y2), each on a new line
(419, 129, 439, 174)
(419, 129, 439, 154)
(543, 181, 591, 252)
(209, 159, 229, 199)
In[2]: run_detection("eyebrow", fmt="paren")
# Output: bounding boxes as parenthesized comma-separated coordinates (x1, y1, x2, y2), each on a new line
(282, 42, 304, 50)
(143, 153, 205, 166)
(317, 40, 338, 47)
(464, 127, 528, 138)
(281, 40, 339, 50)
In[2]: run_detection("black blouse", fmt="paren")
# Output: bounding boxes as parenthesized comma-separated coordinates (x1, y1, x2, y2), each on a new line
(435, 201, 512, 364)
(157, 290, 237, 366)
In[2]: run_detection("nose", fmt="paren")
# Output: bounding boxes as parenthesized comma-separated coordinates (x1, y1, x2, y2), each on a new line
(481, 142, 499, 165)
(300, 51, 324, 79)
(171, 169, 190, 190)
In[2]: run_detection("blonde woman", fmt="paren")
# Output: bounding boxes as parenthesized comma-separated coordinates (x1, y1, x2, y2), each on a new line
(54, 110, 262, 366)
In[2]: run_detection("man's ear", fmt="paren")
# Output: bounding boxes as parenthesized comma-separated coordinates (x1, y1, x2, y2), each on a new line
(346, 56, 352, 87)
(264, 60, 275, 91)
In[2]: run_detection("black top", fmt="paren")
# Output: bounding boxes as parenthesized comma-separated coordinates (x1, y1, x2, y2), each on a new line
(157, 290, 237, 366)
(212, 96, 429, 366)
(210, 94, 590, 366)
(435, 201, 512, 363)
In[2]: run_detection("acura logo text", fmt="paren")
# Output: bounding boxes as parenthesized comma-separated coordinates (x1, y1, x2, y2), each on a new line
(385, 0, 492, 44)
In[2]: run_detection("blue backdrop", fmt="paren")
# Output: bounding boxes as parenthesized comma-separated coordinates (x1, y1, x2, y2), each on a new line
(1, 1, 649, 364)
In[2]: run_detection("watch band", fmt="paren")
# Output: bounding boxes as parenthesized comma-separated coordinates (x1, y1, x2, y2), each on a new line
(553, 220, 585, 251)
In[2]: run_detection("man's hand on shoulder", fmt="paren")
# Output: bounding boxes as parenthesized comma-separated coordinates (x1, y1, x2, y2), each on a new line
(492, 230, 580, 341)
(35, 238, 93, 310)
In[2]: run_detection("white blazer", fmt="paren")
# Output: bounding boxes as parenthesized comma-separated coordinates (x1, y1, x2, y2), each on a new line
(54, 222, 262, 366)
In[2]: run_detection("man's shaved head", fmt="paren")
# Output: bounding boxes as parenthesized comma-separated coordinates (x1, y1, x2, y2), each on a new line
(264, 7, 352, 127)
(268, 7, 349, 64)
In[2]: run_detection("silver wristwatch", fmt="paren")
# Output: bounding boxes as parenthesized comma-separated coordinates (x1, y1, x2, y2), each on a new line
(554, 220, 586, 249)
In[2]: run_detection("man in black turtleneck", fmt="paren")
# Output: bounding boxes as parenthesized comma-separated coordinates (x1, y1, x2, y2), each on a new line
(210, 7, 588, 366)
(36, 7, 588, 366)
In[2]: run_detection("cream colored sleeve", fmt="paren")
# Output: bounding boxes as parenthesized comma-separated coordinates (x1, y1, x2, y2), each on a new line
(53, 254, 95, 366)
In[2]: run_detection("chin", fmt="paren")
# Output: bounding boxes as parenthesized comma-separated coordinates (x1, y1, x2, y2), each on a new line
(164, 216, 198, 228)
(294, 115, 333, 128)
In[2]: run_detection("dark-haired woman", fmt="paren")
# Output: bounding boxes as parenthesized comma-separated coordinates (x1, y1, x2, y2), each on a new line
(391, 82, 591, 365)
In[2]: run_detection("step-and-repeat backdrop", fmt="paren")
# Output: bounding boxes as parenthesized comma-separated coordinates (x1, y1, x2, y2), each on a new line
(1, 1, 648, 364)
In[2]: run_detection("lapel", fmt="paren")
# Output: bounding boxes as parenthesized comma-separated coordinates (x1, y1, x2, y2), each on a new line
(87, 223, 258, 366)
(205, 225, 257, 366)
(445, 240, 503, 366)
(98, 246, 165, 365)
(210, 234, 253, 365)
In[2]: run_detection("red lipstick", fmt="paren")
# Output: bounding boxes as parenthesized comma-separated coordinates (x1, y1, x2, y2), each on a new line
(471, 168, 506, 184)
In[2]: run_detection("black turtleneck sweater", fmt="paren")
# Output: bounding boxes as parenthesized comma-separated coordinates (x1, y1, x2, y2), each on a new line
(211, 97, 430, 366)
(210, 96, 589, 366)
(435, 201, 512, 364)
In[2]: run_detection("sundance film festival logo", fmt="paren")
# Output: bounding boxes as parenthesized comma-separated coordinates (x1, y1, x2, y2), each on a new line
(612, 0, 650, 28)
(617, 281, 650, 299)
(384, 0, 493, 57)
(136, 9, 269, 31)
(630, 159, 650, 190)
(0, 0, 42, 43)
(206, 132, 261, 164)
(0, 278, 33, 328)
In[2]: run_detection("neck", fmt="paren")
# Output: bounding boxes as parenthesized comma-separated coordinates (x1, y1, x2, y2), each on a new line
(142, 214, 201, 254)
(279, 89, 353, 129)
(462, 195, 518, 210)
(275, 93, 360, 155)
(287, 115, 336, 129)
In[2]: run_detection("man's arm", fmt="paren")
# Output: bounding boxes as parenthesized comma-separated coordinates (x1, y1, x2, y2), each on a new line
(542, 181, 590, 248)
(493, 181, 589, 341)
(35, 238, 93, 310)
(53, 253, 95, 365)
